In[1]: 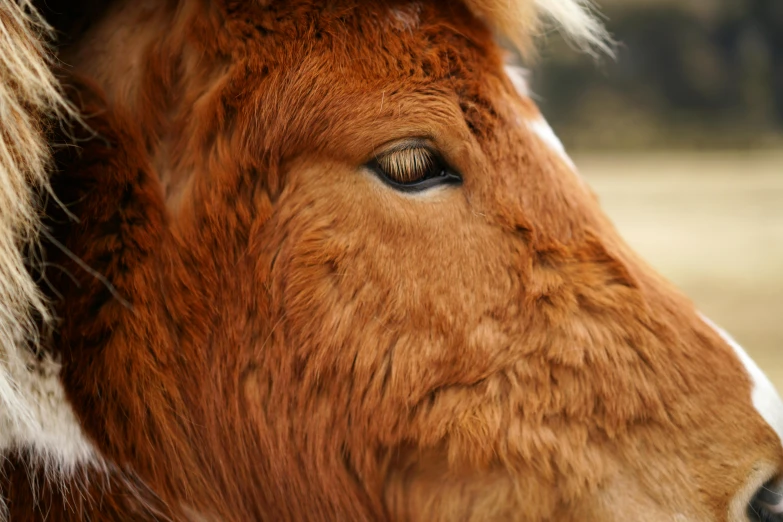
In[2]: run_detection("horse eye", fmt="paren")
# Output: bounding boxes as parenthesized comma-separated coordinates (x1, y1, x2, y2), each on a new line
(368, 143, 461, 192)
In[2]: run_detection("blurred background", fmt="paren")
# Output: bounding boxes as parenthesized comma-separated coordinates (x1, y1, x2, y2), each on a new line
(529, 0, 782, 390)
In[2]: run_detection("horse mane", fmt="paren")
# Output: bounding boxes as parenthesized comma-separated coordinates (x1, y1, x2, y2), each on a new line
(464, 0, 613, 57)
(0, 1, 78, 451)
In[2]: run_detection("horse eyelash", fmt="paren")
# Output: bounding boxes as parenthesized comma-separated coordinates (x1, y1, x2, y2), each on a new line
(376, 147, 438, 184)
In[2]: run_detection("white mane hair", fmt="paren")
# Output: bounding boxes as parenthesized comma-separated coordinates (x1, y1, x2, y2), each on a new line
(0, 0, 61, 445)
(464, 0, 613, 57)
(0, 0, 95, 472)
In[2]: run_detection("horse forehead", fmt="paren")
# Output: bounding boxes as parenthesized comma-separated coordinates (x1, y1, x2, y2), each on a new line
(700, 313, 783, 445)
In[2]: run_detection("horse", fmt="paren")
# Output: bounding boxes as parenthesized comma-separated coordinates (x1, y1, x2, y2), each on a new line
(0, 0, 781, 520)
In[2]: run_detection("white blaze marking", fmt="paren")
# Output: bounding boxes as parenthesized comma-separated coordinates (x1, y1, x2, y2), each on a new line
(502, 65, 578, 174)
(527, 117, 577, 172)
(503, 64, 530, 98)
(700, 313, 783, 445)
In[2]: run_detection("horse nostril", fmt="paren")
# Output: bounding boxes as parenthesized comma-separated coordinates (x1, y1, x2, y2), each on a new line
(749, 482, 783, 521)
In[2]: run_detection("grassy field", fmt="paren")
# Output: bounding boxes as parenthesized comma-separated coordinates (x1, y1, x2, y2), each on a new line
(574, 150, 783, 393)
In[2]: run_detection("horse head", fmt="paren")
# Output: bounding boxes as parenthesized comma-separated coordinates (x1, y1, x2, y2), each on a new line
(0, 0, 780, 520)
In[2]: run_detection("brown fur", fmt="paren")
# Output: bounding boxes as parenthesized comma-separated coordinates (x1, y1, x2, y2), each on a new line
(3, 0, 781, 520)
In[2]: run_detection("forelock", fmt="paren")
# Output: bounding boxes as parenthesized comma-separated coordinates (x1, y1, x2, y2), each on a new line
(462, 0, 613, 58)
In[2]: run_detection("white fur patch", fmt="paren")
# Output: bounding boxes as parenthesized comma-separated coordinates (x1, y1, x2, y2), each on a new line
(5, 354, 98, 467)
(504, 64, 530, 98)
(700, 313, 783, 445)
(527, 117, 577, 171)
